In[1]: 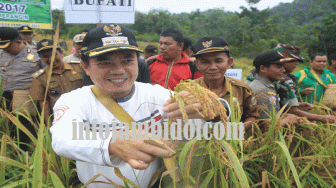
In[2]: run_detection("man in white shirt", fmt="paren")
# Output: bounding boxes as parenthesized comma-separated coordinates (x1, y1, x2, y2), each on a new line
(50, 24, 229, 188)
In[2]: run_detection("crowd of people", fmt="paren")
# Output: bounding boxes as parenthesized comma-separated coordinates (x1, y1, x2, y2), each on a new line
(1, 24, 336, 187)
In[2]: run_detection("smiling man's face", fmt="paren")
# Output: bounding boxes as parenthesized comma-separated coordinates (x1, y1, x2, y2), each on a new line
(82, 50, 138, 99)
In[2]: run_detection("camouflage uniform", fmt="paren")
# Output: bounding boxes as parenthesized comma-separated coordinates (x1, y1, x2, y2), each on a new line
(277, 74, 299, 107)
(245, 69, 257, 85)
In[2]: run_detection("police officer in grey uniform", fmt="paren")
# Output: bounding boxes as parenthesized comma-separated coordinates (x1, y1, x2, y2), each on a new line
(0, 27, 46, 150)
(17, 26, 37, 49)
(249, 50, 299, 129)
(0, 27, 46, 110)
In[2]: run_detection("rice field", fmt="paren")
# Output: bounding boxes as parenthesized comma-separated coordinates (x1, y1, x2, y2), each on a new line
(1, 81, 336, 187)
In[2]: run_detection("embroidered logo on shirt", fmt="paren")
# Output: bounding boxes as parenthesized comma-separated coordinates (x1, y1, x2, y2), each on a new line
(53, 105, 69, 124)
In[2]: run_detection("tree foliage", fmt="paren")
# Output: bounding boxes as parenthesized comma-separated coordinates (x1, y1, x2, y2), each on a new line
(51, 0, 336, 59)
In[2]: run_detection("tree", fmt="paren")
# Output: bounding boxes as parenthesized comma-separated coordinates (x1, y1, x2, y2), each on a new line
(245, 0, 261, 5)
(308, 13, 336, 56)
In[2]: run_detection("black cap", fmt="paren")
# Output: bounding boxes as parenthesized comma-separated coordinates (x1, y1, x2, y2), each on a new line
(253, 50, 296, 68)
(18, 26, 33, 33)
(275, 44, 303, 62)
(73, 34, 86, 43)
(81, 24, 142, 58)
(145, 44, 158, 54)
(36, 39, 62, 53)
(192, 36, 230, 57)
(0, 27, 21, 49)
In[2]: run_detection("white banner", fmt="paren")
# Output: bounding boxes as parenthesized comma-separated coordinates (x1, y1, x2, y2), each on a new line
(224, 69, 242, 80)
(64, 0, 135, 24)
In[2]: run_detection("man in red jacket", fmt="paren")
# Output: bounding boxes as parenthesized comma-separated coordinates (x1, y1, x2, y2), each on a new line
(147, 29, 202, 90)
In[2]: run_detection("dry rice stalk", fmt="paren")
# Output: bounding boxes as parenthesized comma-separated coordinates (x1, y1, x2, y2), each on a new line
(261, 171, 271, 188)
(81, 173, 124, 188)
(272, 154, 277, 172)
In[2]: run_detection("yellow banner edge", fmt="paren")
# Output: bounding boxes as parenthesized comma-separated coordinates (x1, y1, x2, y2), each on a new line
(0, 21, 52, 30)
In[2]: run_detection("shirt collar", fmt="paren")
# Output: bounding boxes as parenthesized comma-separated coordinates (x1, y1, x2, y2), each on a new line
(156, 51, 190, 64)
(114, 84, 136, 103)
(198, 77, 229, 98)
(256, 74, 275, 88)
(46, 62, 71, 75)
(63, 62, 74, 70)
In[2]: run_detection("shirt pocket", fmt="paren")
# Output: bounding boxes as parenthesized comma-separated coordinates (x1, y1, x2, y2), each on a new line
(69, 72, 83, 88)
(0, 59, 8, 67)
(49, 81, 61, 97)
(21, 59, 39, 69)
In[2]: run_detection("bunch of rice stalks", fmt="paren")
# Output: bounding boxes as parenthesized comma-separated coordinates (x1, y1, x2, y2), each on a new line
(161, 80, 249, 188)
(243, 105, 336, 188)
(172, 79, 229, 123)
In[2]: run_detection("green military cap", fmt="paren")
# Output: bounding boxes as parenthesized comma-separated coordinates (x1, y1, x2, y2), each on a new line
(0, 27, 21, 49)
(81, 23, 143, 58)
(192, 36, 230, 57)
(275, 44, 303, 62)
(18, 26, 33, 33)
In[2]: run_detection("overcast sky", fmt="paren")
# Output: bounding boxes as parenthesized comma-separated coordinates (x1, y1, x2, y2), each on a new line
(52, 0, 295, 13)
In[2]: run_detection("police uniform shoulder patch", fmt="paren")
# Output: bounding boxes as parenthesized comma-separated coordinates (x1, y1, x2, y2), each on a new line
(33, 69, 45, 78)
(269, 95, 277, 107)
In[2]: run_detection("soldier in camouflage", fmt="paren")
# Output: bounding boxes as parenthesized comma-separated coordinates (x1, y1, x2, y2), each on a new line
(276, 44, 336, 123)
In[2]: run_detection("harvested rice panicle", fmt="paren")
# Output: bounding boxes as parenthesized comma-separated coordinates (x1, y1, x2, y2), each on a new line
(172, 80, 229, 123)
